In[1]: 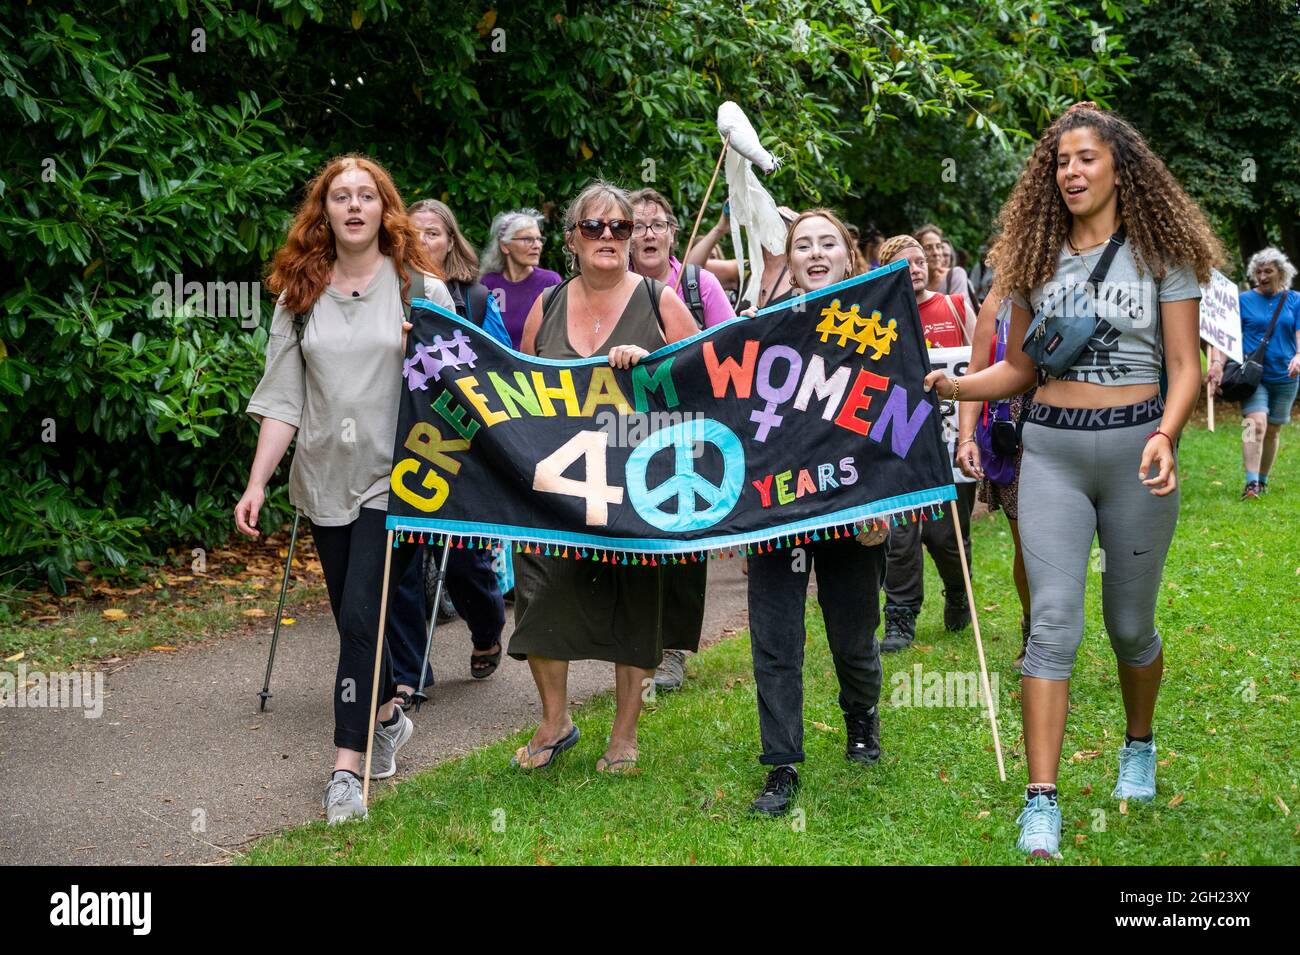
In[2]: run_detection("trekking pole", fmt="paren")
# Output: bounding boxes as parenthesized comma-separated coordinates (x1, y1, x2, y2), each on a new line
(258, 511, 300, 712)
(413, 539, 452, 712)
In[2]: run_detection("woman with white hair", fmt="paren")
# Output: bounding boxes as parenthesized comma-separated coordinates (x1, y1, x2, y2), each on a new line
(479, 208, 562, 348)
(1208, 247, 1300, 499)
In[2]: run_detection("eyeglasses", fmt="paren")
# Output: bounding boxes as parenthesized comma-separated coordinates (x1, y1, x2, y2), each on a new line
(632, 221, 670, 237)
(575, 218, 634, 241)
(510, 235, 544, 245)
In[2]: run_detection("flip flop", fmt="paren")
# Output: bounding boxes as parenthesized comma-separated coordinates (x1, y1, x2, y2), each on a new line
(596, 750, 639, 774)
(510, 724, 580, 771)
(470, 643, 503, 680)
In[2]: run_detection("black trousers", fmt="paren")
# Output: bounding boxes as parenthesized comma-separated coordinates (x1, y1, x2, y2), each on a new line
(746, 537, 885, 766)
(884, 482, 976, 611)
(388, 543, 506, 689)
(310, 508, 415, 752)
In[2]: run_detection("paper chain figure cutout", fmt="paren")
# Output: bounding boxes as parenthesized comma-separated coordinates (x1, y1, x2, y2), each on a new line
(815, 299, 898, 359)
(403, 330, 479, 391)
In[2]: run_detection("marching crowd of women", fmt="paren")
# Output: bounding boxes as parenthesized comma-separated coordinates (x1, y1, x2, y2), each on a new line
(235, 101, 1296, 858)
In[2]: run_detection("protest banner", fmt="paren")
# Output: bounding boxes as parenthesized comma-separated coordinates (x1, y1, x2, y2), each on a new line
(383, 262, 957, 557)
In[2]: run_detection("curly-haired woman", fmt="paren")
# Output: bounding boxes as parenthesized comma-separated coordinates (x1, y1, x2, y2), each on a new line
(236, 155, 455, 824)
(1206, 247, 1300, 498)
(923, 104, 1223, 858)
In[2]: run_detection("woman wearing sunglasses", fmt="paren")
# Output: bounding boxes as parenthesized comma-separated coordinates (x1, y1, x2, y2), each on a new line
(509, 180, 700, 774)
(746, 209, 890, 818)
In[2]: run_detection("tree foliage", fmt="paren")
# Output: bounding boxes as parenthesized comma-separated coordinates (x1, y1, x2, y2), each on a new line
(1110, 0, 1300, 278)
(0, 0, 1129, 594)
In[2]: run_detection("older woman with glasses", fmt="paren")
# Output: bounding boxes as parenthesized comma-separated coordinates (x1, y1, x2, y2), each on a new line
(508, 180, 700, 775)
(480, 208, 562, 348)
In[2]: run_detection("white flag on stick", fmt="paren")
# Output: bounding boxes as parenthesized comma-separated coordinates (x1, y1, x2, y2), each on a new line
(716, 102, 786, 307)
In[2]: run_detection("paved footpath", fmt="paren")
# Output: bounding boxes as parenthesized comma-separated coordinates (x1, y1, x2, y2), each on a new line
(0, 560, 749, 865)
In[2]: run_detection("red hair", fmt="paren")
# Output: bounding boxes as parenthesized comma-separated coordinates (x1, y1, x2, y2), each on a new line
(266, 154, 440, 314)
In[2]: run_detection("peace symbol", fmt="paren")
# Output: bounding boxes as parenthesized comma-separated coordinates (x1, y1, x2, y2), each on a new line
(625, 419, 744, 532)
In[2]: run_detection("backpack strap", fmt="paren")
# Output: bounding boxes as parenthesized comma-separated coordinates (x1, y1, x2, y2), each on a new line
(402, 265, 425, 323)
(682, 264, 706, 329)
(644, 275, 664, 337)
(941, 293, 970, 345)
(466, 282, 490, 326)
(540, 275, 576, 324)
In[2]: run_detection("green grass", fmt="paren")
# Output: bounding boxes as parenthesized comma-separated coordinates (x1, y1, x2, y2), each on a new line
(0, 579, 326, 675)
(243, 414, 1299, 865)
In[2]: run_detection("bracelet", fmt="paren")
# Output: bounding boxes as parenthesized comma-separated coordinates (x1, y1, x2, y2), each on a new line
(951, 377, 961, 402)
(958, 438, 977, 448)
(1146, 428, 1174, 447)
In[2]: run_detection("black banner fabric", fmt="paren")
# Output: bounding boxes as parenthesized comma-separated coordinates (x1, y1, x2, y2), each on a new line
(385, 261, 956, 556)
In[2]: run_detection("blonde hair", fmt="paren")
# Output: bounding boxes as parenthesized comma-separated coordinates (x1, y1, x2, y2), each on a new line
(408, 199, 478, 285)
(878, 234, 924, 265)
(562, 180, 634, 274)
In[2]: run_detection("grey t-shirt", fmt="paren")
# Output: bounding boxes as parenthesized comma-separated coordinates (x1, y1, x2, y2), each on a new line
(1012, 241, 1201, 385)
(247, 258, 454, 526)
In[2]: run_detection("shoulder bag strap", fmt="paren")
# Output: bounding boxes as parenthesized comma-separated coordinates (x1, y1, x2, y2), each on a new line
(941, 293, 971, 345)
(1254, 289, 1290, 358)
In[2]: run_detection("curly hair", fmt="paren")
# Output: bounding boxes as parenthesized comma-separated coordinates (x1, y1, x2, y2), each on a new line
(987, 103, 1224, 295)
(266, 154, 438, 315)
(1245, 246, 1297, 290)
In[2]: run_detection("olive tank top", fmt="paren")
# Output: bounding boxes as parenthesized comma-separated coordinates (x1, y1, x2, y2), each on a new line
(535, 275, 666, 359)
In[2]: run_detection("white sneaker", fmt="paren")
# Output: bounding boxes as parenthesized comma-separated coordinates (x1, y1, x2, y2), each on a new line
(323, 771, 367, 825)
(369, 707, 414, 780)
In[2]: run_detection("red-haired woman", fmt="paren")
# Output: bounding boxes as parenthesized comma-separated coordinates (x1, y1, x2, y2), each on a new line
(235, 155, 455, 824)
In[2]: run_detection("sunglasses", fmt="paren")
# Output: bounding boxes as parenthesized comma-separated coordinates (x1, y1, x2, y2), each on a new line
(575, 218, 634, 241)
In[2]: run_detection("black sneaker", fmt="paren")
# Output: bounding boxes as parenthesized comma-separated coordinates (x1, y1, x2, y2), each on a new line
(845, 709, 881, 765)
(1013, 616, 1030, 674)
(751, 765, 799, 816)
(943, 588, 971, 631)
(879, 605, 916, 652)
(1242, 480, 1261, 500)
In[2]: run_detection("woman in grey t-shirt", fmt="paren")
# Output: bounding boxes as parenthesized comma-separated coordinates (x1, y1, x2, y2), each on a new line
(236, 154, 454, 824)
(924, 104, 1224, 860)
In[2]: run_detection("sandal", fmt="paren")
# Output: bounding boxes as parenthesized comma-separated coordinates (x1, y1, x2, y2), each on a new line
(395, 688, 415, 712)
(510, 724, 580, 771)
(596, 743, 639, 775)
(470, 643, 503, 680)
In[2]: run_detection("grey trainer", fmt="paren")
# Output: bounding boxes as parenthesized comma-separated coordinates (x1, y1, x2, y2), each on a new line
(323, 770, 367, 825)
(369, 706, 414, 780)
(654, 649, 687, 691)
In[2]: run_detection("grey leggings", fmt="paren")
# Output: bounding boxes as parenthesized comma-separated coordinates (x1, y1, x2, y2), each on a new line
(1017, 400, 1179, 680)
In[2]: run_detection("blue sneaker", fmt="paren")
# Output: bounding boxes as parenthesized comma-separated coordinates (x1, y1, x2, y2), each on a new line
(1113, 737, 1157, 802)
(1016, 794, 1062, 859)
